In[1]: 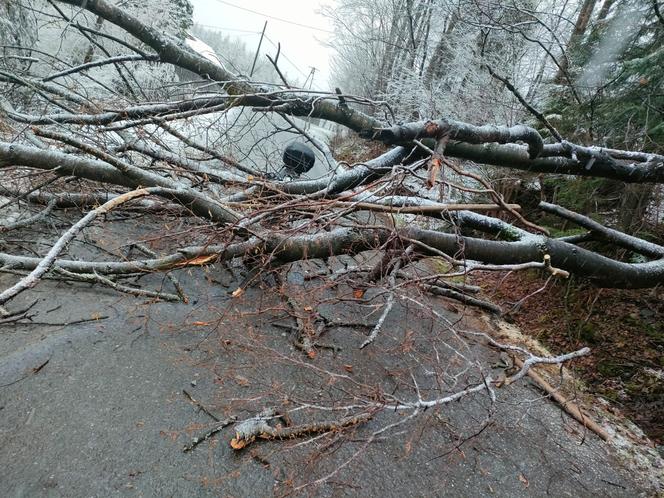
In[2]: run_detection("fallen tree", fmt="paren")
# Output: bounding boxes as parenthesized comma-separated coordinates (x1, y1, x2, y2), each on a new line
(0, 0, 661, 301)
(0, 0, 662, 463)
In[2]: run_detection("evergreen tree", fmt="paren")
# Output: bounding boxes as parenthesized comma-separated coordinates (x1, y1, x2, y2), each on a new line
(549, 0, 663, 152)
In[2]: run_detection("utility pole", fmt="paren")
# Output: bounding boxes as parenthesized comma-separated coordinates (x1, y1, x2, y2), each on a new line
(305, 66, 316, 89)
(250, 21, 268, 77)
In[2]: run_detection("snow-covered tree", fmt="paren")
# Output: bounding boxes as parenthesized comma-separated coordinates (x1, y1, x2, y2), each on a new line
(14, 0, 195, 99)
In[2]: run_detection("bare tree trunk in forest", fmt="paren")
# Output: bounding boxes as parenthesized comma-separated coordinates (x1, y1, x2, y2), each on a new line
(418, 0, 433, 76)
(423, 11, 459, 86)
(390, 0, 433, 117)
(385, 0, 413, 86)
(82, 16, 105, 64)
(585, 0, 617, 40)
(399, 0, 431, 73)
(525, 0, 573, 101)
(597, 0, 617, 21)
(394, 0, 431, 87)
(554, 0, 598, 82)
(375, 1, 406, 96)
(397, 0, 421, 74)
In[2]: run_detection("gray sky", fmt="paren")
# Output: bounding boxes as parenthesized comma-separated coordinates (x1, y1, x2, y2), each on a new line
(190, 0, 336, 90)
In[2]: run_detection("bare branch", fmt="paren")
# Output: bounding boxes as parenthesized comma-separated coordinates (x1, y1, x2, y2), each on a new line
(0, 188, 153, 305)
(539, 201, 664, 258)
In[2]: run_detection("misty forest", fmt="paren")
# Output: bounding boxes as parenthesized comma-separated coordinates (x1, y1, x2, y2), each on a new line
(0, 0, 663, 495)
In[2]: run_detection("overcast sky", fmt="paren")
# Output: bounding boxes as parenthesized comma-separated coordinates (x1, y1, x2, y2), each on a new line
(189, 0, 336, 90)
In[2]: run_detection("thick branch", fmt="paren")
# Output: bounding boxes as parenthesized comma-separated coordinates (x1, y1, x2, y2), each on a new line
(400, 226, 664, 288)
(43, 54, 159, 82)
(0, 141, 241, 224)
(0, 188, 189, 213)
(2, 224, 662, 288)
(0, 94, 231, 126)
(370, 120, 544, 159)
(277, 146, 411, 195)
(446, 142, 664, 183)
(539, 201, 664, 258)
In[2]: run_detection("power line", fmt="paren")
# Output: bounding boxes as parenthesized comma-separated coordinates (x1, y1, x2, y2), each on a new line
(207, 0, 333, 34)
